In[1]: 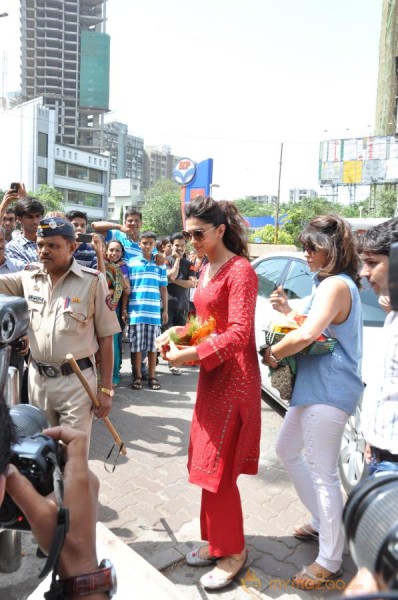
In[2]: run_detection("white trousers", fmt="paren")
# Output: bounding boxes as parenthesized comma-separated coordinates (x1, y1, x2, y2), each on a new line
(275, 404, 349, 573)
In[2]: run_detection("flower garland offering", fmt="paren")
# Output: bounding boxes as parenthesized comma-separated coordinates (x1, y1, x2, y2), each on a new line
(264, 311, 336, 354)
(159, 315, 216, 365)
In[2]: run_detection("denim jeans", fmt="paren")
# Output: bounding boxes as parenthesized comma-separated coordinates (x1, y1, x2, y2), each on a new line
(368, 459, 398, 475)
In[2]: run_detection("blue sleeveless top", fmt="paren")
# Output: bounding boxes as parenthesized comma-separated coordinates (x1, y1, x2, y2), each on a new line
(290, 273, 364, 416)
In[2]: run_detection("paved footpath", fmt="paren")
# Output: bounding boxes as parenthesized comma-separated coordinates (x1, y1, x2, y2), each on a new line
(89, 354, 357, 599)
(2, 353, 357, 599)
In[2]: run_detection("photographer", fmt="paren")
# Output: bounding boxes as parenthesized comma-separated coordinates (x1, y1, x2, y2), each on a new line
(359, 218, 398, 474)
(0, 405, 109, 598)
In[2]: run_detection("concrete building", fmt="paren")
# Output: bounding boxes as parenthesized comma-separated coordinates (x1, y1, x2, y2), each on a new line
(0, 97, 109, 220)
(245, 194, 277, 205)
(107, 178, 144, 222)
(101, 121, 144, 185)
(289, 188, 318, 203)
(142, 145, 176, 189)
(20, 0, 109, 151)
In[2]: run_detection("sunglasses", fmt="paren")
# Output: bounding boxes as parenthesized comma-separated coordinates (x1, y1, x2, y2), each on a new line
(182, 226, 218, 242)
(302, 244, 320, 254)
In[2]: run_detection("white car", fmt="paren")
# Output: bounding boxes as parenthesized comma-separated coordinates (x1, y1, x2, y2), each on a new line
(252, 251, 385, 494)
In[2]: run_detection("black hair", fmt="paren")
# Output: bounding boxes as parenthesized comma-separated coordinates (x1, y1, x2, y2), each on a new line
(106, 239, 124, 257)
(4, 207, 15, 215)
(139, 230, 157, 241)
(14, 197, 44, 218)
(185, 196, 250, 259)
(358, 217, 398, 256)
(125, 207, 142, 221)
(170, 232, 184, 243)
(300, 214, 361, 288)
(66, 210, 88, 223)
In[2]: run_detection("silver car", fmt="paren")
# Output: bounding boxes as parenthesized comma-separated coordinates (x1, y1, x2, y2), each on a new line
(252, 251, 386, 494)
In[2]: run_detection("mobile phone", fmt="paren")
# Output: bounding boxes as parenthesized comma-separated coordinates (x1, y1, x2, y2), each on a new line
(10, 182, 19, 192)
(76, 233, 92, 243)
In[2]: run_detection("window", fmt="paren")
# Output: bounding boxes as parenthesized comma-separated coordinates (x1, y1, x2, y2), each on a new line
(38, 132, 48, 157)
(254, 258, 290, 299)
(283, 259, 313, 300)
(55, 160, 67, 176)
(37, 167, 47, 184)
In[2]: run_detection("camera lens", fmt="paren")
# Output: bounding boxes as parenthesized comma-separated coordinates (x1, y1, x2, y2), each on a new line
(343, 472, 398, 589)
(9, 405, 49, 437)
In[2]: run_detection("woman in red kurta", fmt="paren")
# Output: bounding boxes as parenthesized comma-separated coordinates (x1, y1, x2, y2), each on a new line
(165, 196, 261, 590)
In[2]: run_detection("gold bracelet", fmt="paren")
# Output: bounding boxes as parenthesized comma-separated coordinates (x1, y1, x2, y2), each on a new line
(99, 387, 114, 397)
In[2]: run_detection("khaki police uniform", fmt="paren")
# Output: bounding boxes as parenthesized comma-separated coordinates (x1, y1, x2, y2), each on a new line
(0, 259, 120, 432)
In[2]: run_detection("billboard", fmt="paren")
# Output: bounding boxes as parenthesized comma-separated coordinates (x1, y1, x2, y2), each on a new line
(319, 136, 398, 186)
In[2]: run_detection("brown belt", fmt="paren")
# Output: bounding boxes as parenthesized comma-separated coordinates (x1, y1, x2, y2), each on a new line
(31, 357, 92, 378)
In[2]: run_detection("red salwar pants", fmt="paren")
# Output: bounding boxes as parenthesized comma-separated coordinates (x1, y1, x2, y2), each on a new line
(199, 416, 245, 556)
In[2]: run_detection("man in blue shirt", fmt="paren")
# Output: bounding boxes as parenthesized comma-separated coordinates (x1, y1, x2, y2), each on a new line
(92, 207, 143, 263)
(122, 231, 168, 390)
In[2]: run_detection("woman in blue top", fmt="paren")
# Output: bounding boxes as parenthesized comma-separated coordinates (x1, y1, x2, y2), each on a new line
(263, 214, 363, 589)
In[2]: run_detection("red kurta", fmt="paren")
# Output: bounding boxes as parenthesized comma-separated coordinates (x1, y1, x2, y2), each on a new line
(188, 255, 262, 493)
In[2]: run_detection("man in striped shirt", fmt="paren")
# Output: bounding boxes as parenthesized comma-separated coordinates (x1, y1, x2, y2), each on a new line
(122, 231, 168, 391)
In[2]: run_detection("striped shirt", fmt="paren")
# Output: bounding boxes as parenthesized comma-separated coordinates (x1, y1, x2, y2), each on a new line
(127, 256, 167, 325)
(6, 235, 38, 264)
(361, 310, 398, 453)
(73, 243, 98, 269)
(105, 230, 141, 263)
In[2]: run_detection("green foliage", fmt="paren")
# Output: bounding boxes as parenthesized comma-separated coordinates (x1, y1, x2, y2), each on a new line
(249, 225, 294, 244)
(142, 179, 183, 236)
(235, 198, 274, 217)
(281, 197, 345, 246)
(31, 185, 65, 214)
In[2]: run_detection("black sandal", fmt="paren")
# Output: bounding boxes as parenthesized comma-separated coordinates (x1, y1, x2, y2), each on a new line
(132, 378, 143, 390)
(148, 378, 161, 390)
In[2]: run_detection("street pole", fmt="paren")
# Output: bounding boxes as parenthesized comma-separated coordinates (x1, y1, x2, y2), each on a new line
(274, 142, 283, 244)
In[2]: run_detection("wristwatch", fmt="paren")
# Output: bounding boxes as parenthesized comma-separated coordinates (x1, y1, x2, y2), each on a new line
(99, 387, 114, 397)
(45, 559, 117, 598)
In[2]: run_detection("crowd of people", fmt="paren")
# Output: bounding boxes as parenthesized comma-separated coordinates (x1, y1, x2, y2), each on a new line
(0, 182, 397, 595)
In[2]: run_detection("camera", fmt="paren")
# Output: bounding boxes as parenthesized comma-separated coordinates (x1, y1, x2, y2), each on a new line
(0, 406, 61, 531)
(389, 242, 398, 311)
(343, 471, 398, 591)
(76, 232, 93, 244)
(10, 182, 19, 193)
(0, 295, 62, 531)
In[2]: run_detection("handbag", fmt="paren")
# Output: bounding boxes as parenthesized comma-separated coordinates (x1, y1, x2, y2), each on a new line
(270, 363, 295, 401)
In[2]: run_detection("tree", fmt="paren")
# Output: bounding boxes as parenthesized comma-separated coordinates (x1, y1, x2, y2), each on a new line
(142, 179, 183, 236)
(31, 184, 65, 214)
(235, 198, 274, 217)
(249, 225, 294, 245)
(281, 197, 344, 246)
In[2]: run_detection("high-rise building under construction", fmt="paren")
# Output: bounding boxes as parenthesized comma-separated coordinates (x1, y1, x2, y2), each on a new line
(20, 0, 109, 151)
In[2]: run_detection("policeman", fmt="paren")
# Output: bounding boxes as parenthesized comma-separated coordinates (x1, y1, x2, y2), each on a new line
(0, 217, 121, 435)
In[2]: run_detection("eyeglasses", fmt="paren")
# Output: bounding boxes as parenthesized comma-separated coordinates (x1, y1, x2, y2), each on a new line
(182, 226, 218, 242)
(302, 244, 320, 254)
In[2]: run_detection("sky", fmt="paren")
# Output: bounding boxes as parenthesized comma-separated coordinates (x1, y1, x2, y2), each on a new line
(0, 0, 383, 202)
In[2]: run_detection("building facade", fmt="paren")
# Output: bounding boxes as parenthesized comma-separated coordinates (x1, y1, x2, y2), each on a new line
(0, 97, 109, 220)
(289, 188, 318, 203)
(142, 145, 176, 189)
(20, 0, 110, 151)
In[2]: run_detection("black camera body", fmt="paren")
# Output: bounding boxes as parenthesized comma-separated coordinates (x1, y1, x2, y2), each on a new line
(0, 433, 60, 531)
(0, 295, 62, 532)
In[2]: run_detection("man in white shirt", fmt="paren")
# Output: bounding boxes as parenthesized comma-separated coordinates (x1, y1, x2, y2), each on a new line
(360, 217, 398, 474)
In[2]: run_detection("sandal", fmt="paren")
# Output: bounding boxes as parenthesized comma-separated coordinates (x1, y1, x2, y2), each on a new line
(148, 377, 161, 390)
(293, 523, 319, 541)
(292, 562, 343, 589)
(132, 378, 143, 390)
